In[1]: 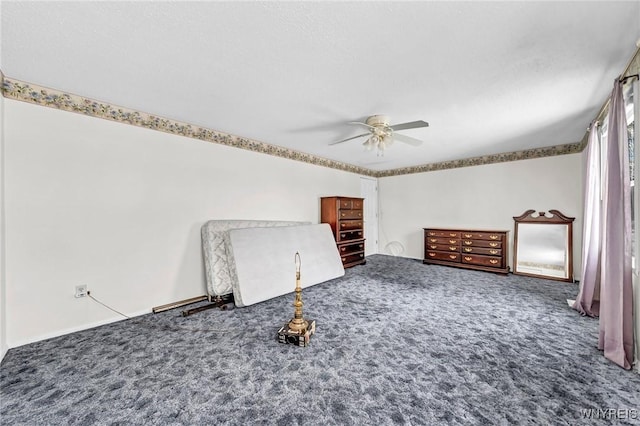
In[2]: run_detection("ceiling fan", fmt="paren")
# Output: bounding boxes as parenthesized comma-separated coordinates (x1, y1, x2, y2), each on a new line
(330, 115, 429, 156)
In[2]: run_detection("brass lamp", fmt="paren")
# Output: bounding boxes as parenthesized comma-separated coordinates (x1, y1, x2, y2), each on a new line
(277, 252, 316, 346)
(288, 252, 308, 333)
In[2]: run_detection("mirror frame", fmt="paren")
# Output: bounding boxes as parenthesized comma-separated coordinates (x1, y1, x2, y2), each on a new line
(513, 209, 575, 282)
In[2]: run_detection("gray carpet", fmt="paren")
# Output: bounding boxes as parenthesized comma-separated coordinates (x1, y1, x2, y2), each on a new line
(1, 255, 639, 425)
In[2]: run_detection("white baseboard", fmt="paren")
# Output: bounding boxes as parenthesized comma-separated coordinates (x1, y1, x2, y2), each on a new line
(0, 343, 7, 364)
(7, 308, 151, 350)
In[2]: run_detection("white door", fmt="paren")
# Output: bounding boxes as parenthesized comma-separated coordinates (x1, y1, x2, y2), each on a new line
(360, 177, 379, 256)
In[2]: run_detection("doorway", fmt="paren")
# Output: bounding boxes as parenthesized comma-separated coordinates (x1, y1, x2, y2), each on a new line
(360, 177, 379, 256)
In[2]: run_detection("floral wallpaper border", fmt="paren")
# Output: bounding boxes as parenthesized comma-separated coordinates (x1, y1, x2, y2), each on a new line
(376, 142, 583, 177)
(1, 77, 375, 177)
(1, 76, 583, 178)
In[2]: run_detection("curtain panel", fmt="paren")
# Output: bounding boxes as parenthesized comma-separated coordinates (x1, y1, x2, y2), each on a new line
(573, 123, 601, 317)
(598, 79, 634, 370)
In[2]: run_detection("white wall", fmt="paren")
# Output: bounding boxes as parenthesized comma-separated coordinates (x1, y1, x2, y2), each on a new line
(0, 82, 7, 361)
(378, 154, 583, 275)
(4, 100, 364, 348)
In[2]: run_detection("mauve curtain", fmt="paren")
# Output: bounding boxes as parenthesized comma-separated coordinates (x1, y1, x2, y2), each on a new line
(573, 122, 602, 317)
(598, 79, 634, 370)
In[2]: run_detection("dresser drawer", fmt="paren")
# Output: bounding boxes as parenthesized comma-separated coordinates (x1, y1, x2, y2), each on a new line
(338, 241, 365, 255)
(425, 230, 460, 238)
(461, 246, 502, 256)
(426, 251, 460, 262)
(338, 229, 364, 241)
(461, 239, 502, 249)
(426, 243, 459, 252)
(460, 232, 503, 241)
(339, 209, 363, 220)
(341, 252, 365, 265)
(461, 254, 503, 268)
(339, 220, 363, 231)
(425, 237, 460, 245)
(339, 199, 364, 210)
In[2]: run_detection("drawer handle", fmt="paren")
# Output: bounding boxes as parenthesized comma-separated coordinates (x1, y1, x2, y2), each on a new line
(341, 224, 345, 228)
(428, 253, 436, 257)
(340, 233, 346, 238)
(489, 243, 498, 247)
(358, 232, 362, 236)
(449, 255, 457, 259)
(489, 249, 499, 255)
(463, 248, 473, 252)
(359, 244, 363, 248)
(489, 235, 499, 240)
(464, 256, 473, 261)
(449, 233, 457, 237)
(449, 246, 457, 251)
(464, 234, 472, 238)
(449, 240, 457, 244)
(464, 241, 472, 245)
(429, 238, 437, 242)
(360, 254, 364, 258)
(429, 245, 437, 249)
(342, 257, 346, 261)
(489, 259, 499, 264)
(428, 232, 435, 236)
(341, 247, 346, 252)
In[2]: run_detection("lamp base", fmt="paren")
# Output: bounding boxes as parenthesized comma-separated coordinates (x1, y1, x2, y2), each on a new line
(277, 320, 316, 347)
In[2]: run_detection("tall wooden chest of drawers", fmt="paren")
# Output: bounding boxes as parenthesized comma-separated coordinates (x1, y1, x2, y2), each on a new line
(321, 196, 366, 268)
(423, 228, 509, 274)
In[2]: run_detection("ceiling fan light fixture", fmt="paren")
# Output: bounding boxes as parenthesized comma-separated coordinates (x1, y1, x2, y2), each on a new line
(377, 140, 386, 156)
(363, 137, 374, 151)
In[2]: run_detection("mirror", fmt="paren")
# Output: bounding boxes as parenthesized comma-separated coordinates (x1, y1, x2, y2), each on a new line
(513, 210, 574, 282)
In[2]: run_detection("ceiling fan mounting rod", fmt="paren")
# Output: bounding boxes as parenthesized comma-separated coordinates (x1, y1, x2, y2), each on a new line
(365, 114, 390, 127)
(365, 115, 392, 137)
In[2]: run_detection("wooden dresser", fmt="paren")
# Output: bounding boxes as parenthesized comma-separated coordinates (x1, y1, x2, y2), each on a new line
(423, 228, 509, 274)
(321, 197, 366, 268)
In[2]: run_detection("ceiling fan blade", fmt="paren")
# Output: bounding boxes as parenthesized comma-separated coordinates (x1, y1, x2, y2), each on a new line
(348, 121, 376, 130)
(390, 120, 429, 131)
(330, 132, 370, 145)
(393, 133, 423, 146)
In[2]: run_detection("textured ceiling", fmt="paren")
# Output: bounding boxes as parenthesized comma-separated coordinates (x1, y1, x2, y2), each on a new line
(1, 1, 640, 171)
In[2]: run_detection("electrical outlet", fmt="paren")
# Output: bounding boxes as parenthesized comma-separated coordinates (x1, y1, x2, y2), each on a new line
(75, 285, 88, 298)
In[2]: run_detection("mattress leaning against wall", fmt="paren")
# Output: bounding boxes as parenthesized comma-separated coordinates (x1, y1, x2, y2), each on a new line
(226, 223, 345, 307)
(201, 220, 310, 297)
